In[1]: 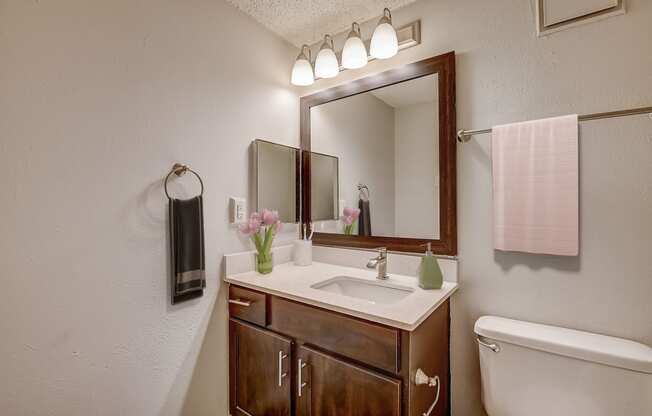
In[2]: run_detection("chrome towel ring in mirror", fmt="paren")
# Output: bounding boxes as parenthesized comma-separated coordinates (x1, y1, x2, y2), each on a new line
(164, 163, 204, 199)
(357, 183, 370, 201)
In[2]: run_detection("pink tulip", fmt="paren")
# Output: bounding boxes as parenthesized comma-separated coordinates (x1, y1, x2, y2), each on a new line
(261, 209, 279, 225)
(342, 215, 354, 226)
(239, 217, 261, 235)
(274, 220, 282, 233)
(252, 218, 262, 232)
(239, 222, 253, 235)
(343, 207, 360, 220)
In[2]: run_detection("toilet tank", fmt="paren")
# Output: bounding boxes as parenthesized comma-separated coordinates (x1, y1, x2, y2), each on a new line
(474, 316, 652, 416)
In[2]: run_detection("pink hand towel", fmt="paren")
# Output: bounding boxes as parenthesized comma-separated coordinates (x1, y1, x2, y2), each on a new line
(492, 115, 579, 256)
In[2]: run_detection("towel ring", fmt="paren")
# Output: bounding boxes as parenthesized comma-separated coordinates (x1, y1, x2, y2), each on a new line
(164, 163, 204, 199)
(358, 184, 370, 201)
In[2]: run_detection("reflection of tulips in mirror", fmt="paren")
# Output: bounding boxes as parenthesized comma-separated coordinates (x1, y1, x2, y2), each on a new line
(342, 207, 361, 235)
(239, 209, 282, 274)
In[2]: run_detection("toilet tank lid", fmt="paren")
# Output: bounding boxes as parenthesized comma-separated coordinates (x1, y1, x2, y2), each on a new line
(474, 316, 652, 374)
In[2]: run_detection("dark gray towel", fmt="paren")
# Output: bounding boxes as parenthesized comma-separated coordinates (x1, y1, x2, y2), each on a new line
(169, 196, 205, 304)
(358, 199, 371, 237)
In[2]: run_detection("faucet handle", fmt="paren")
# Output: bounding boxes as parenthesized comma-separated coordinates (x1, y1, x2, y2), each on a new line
(374, 247, 388, 256)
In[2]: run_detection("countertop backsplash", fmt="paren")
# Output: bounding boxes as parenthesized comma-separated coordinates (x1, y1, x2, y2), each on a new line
(224, 244, 457, 283)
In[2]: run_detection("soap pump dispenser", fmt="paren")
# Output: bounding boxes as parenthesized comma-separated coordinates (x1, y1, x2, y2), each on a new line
(418, 243, 443, 290)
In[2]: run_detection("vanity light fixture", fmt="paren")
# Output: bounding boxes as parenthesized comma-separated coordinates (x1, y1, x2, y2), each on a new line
(290, 12, 421, 86)
(370, 8, 398, 59)
(341, 22, 367, 69)
(291, 45, 315, 86)
(314, 35, 339, 79)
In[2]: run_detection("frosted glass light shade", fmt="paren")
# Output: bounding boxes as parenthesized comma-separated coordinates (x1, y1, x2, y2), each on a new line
(291, 46, 314, 86)
(315, 35, 339, 79)
(341, 23, 367, 69)
(370, 23, 398, 59)
(291, 58, 314, 85)
(370, 9, 398, 59)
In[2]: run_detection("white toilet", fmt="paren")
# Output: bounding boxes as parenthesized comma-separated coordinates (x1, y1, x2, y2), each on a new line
(475, 316, 652, 416)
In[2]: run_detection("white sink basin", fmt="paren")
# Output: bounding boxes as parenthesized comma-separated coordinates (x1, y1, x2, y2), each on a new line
(310, 276, 414, 304)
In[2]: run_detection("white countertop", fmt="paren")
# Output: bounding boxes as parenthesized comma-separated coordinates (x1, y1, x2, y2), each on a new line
(224, 261, 458, 331)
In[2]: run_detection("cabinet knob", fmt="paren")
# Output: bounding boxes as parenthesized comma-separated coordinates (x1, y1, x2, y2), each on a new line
(278, 351, 288, 387)
(415, 368, 440, 416)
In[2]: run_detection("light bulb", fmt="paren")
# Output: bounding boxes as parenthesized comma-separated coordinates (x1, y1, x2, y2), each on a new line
(341, 23, 367, 70)
(291, 45, 314, 86)
(314, 35, 339, 79)
(370, 8, 398, 59)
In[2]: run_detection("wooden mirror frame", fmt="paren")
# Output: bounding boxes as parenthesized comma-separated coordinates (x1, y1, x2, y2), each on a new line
(301, 52, 457, 255)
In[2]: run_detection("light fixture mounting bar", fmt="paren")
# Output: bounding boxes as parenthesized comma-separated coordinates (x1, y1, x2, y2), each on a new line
(394, 20, 421, 51)
(319, 20, 421, 76)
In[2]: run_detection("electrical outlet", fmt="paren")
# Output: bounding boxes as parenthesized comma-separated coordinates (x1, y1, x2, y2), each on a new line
(229, 197, 246, 224)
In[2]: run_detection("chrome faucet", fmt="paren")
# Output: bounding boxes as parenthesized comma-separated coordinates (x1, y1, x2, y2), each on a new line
(366, 247, 389, 280)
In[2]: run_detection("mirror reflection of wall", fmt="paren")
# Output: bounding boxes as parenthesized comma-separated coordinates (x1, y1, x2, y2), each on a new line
(254, 140, 300, 223)
(310, 74, 439, 239)
(310, 152, 339, 221)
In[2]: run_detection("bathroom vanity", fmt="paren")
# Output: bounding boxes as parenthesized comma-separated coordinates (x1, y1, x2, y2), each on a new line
(229, 52, 459, 416)
(226, 261, 457, 416)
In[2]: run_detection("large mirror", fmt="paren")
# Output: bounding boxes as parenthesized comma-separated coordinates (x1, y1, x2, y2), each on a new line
(301, 53, 457, 254)
(254, 139, 300, 223)
(311, 74, 439, 238)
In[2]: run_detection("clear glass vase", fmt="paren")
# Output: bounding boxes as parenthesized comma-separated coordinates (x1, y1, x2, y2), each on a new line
(256, 251, 273, 274)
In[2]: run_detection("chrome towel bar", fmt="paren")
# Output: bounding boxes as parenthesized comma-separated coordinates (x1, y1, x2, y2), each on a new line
(457, 105, 652, 142)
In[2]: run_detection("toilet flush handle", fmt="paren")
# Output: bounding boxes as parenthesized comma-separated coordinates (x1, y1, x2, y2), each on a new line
(477, 336, 501, 352)
(415, 369, 440, 416)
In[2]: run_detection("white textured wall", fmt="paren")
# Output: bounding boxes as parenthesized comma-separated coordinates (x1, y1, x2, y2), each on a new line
(311, 93, 396, 236)
(0, 0, 298, 415)
(303, 0, 652, 415)
(394, 101, 439, 239)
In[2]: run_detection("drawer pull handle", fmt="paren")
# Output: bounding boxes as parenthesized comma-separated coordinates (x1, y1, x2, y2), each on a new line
(415, 368, 440, 416)
(278, 351, 288, 387)
(228, 298, 252, 307)
(297, 359, 307, 397)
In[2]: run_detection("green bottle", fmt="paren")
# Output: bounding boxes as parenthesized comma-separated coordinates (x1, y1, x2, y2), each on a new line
(418, 243, 443, 290)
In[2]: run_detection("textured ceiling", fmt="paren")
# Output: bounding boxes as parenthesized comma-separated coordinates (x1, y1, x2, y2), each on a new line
(226, 0, 418, 47)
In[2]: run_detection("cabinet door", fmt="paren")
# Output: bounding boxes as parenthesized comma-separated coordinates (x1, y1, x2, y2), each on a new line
(229, 319, 292, 416)
(296, 345, 401, 416)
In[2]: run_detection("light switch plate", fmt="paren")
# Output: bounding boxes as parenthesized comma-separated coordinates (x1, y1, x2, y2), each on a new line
(229, 197, 246, 224)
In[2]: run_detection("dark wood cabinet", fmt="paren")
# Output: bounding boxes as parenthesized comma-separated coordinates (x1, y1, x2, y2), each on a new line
(296, 345, 401, 416)
(229, 319, 292, 416)
(268, 296, 400, 373)
(228, 285, 450, 416)
(228, 286, 267, 326)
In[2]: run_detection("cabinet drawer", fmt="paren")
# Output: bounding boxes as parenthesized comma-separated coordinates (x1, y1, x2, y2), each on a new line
(269, 297, 400, 373)
(228, 286, 267, 326)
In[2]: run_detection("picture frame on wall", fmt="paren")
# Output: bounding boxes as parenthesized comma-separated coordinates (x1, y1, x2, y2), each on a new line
(536, 0, 626, 36)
